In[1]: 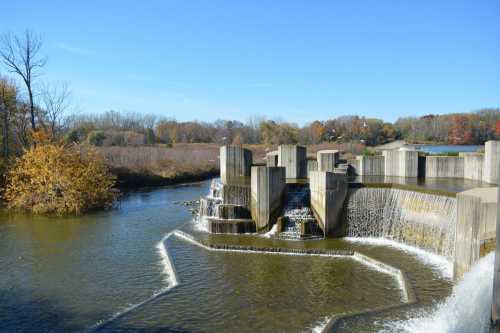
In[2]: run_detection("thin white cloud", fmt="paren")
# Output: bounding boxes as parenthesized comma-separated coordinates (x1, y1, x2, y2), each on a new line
(55, 42, 95, 56)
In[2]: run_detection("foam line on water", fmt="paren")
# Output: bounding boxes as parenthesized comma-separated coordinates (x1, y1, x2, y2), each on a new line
(173, 230, 410, 302)
(87, 232, 179, 332)
(307, 316, 331, 333)
(173, 230, 347, 258)
(344, 237, 453, 279)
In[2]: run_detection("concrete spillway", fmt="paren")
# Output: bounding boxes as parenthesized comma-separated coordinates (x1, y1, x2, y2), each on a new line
(279, 184, 320, 239)
(344, 187, 457, 259)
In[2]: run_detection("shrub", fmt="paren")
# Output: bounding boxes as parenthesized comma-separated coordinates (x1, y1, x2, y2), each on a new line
(64, 129, 81, 144)
(4, 142, 116, 214)
(87, 130, 106, 146)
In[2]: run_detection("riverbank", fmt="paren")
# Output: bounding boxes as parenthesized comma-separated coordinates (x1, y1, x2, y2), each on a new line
(112, 166, 219, 189)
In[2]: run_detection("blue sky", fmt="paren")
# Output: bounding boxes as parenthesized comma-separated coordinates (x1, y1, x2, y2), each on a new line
(1, 0, 499, 124)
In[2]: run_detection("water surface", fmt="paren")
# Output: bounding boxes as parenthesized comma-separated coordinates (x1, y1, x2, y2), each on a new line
(0, 180, 454, 332)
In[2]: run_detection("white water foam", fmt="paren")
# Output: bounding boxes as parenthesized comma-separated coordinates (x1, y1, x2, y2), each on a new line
(345, 237, 453, 279)
(381, 252, 495, 333)
(308, 316, 331, 333)
(262, 223, 279, 238)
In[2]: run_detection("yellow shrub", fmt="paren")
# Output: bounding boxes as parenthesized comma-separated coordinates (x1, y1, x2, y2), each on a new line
(4, 142, 116, 214)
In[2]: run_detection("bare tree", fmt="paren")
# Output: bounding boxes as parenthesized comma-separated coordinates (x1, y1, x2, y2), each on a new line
(40, 82, 71, 138)
(0, 30, 46, 131)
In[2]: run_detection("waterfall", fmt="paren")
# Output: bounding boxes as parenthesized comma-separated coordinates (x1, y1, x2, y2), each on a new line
(279, 185, 321, 240)
(344, 188, 457, 260)
(381, 252, 494, 333)
(196, 179, 223, 231)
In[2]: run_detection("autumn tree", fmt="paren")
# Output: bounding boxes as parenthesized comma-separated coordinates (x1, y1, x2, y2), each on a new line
(448, 115, 474, 145)
(4, 135, 116, 214)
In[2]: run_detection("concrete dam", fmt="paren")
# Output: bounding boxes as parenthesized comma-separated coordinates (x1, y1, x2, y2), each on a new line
(197, 141, 500, 329)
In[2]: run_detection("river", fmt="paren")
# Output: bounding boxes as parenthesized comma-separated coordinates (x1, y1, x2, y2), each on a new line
(0, 180, 460, 332)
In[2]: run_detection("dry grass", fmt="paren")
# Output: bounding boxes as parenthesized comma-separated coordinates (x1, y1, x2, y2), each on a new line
(99, 143, 220, 178)
(99, 142, 365, 186)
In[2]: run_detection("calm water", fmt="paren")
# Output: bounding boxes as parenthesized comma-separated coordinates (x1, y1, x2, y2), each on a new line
(0, 180, 453, 332)
(411, 144, 482, 154)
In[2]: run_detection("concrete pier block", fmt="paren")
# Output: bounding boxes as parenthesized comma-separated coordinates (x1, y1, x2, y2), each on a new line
(309, 171, 348, 236)
(383, 150, 400, 176)
(356, 155, 385, 176)
(278, 145, 307, 179)
(454, 187, 498, 279)
(317, 150, 339, 172)
(425, 156, 464, 178)
(220, 145, 252, 185)
(250, 166, 286, 231)
(492, 184, 500, 324)
(265, 151, 279, 167)
(383, 150, 418, 177)
(462, 153, 484, 181)
(484, 141, 500, 185)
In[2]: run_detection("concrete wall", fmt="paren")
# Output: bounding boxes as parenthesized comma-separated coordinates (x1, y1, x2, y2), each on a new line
(250, 166, 286, 231)
(207, 217, 256, 234)
(215, 204, 251, 219)
(266, 151, 279, 167)
(309, 171, 348, 236)
(454, 187, 499, 279)
(383, 150, 418, 178)
(484, 141, 500, 185)
(462, 153, 484, 181)
(425, 156, 464, 178)
(317, 150, 339, 172)
(356, 155, 385, 176)
(220, 145, 253, 185)
(278, 145, 307, 179)
(492, 185, 500, 324)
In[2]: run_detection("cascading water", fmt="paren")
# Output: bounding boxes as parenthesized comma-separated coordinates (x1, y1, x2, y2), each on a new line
(381, 252, 495, 333)
(279, 185, 320, 240)
(344, 188, 457, 260)
(196, 179, 223, 231)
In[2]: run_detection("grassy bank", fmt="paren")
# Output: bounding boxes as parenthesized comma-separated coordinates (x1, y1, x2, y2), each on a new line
(99, 142, 363, 188)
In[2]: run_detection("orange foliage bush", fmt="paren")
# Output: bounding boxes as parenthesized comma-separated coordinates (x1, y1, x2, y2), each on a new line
(4, 141, 116, 214)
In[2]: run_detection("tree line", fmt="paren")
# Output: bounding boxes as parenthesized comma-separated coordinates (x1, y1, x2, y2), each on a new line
(2, 30, 500, 161)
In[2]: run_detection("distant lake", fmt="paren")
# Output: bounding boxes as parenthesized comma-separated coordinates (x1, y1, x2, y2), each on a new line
(411, 144, 482, 154)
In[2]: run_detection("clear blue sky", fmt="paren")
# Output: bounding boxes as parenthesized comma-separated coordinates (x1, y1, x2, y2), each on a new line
(2, 0, 499, 124)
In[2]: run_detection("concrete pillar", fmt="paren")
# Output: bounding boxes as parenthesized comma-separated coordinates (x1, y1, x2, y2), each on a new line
(462, 153, 484, 181)
(484, 141, 500, 185)
(356, 155, 385, 176)
(250, 166, 286, 231)
(317, 150, 339, 172)
(309, 171, 348, 237)
(265, 151, 279, 167)
(492, 184, 500, 324)
(399, 150, 418, 177)
(220, 145, 252, 185)
(454, 187, 498, 280)
(278, 145, 307, 179)
(382, 150, 418, 177)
